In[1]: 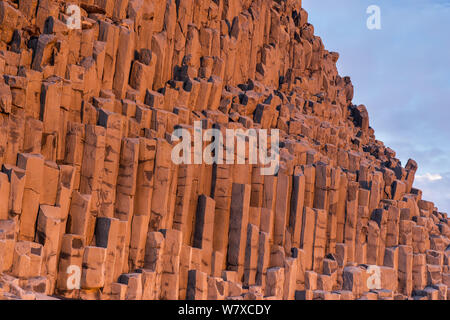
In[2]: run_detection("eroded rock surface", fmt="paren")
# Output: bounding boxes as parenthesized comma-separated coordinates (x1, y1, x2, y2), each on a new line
(0, 0, 448, 300)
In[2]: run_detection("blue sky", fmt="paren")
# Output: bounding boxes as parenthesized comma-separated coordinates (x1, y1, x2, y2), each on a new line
(303, 0, 450, 213)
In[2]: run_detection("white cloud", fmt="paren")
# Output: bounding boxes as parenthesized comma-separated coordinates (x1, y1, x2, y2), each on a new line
(415, 173, 443, 182)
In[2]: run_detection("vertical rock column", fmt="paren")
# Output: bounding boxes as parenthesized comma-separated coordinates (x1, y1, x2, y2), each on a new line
(80, 124, 106, 240)
(94, 217, 120, 297)
(212, 164, 233, 266)
(173, 164, 194, 244)
(160, 229, 182, 300)
(98, 109, 123, 218)
(227, 183, 250, 281)
(114, 137, 139, 274)
(17, 153, 44, 241)
(129, 138, 156, 269)
(289, 173, 305, 248)
(193, 195, 216, 273)
(36, 205, 65, 292)
(273, 173, 291, 247)
(149, 139, 175, 232)
(344, 181, 359, 262)
(56, 234, 84, 296)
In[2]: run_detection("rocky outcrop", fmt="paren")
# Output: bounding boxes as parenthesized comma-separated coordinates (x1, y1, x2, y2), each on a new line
(0, 0, 448, 300)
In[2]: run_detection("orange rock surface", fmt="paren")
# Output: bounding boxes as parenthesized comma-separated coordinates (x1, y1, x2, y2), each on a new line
(0, 0, 448, 300)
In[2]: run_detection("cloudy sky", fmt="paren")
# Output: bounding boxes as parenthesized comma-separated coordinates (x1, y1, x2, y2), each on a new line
(302, 0, 450, 213)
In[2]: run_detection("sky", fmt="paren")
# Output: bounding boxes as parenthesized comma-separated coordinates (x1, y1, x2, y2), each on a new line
(302, 0, 450, 214)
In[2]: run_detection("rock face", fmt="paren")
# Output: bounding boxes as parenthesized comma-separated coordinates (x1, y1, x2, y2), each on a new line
(0, 0, 448, 301)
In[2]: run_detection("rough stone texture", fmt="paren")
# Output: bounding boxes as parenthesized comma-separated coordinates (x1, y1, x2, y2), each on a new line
(0, 0, 448, 301)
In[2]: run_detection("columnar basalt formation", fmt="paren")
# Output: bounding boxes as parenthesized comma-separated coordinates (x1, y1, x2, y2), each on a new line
(0, 0, 448, 300)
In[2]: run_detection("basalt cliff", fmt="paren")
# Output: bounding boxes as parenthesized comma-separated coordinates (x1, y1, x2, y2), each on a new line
(0, 0, 448, 300)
